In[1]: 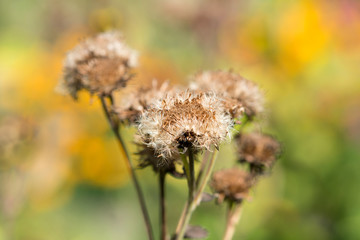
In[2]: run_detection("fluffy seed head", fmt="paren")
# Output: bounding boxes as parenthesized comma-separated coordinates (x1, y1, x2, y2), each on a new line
(236, 133, 281, 173)
(190, 70, 264, 118)
(138, 91, 233, 159)
(59, 31, 138, 99)
(211, 168, 254, 203)
(115, 80, 175, 124)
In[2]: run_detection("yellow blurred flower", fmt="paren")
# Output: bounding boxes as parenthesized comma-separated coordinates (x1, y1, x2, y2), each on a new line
(275, 1, 330, 74)
(69, 135, 128, 188)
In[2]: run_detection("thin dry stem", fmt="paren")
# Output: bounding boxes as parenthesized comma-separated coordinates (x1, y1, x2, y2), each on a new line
(100, 96, 154, 240)
(174, 148, 219, 240)
(223, 203, 243, 240)
(188, 149, 195, 202)
(195, 150, 210, 188)
(159, 171, 167, 240)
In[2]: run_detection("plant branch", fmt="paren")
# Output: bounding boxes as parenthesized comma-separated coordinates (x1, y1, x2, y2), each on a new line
(100, 96, 154, 240)
(223, 202, 243, 240)
(195, 150, 210, 188)
(174, 147, 219, 240)
(181, 153, 190, 188)
(188, 148, 195, 202)
(159, 171, 167, 240)
(195, 148, 218, 204)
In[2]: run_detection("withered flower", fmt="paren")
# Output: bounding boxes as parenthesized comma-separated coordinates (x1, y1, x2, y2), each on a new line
(59, 31, 138, 99)
(236, 133, 281, 173)
(137, 143, 183, 177)
(211, 168, 254, 204)
(190, 70, 264, 118)
(115, 80, 175, 124)
(138, 91, 233, 159)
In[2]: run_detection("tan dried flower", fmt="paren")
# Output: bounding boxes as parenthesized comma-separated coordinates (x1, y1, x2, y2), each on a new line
(138, 91, 233, 159)
(59, 31, 138, 99)
(190, 70, 264, 118)
(211, 168, 254, 204)
(115, 80, 175, 124)
(236, 133, 281, 173)
(137, 143, 182, 177)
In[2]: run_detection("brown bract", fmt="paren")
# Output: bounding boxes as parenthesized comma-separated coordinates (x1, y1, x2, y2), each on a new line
(190, 70, 264, 118)
(211, 168, 254, 204)
(59, 31, 138, 99)
(138, 91, 233, 159)
(236, 133, 281, 173)
(115, 80, 174, 124)
(137, 143, 182, 177)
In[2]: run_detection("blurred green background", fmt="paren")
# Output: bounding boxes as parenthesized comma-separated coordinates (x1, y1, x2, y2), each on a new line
(1, 0, 360, 239)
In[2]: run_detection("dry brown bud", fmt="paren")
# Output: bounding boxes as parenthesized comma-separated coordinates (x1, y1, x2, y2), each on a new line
(59, 31, 138, 99)
(211, 168, 254, 204)
(236, 133, 281, 173)
(190, 70, 264, 118)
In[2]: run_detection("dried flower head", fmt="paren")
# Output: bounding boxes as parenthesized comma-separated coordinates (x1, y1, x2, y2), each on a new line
(115, 80, 175, 124)
(138, 91, 233, 159)
(211, 168, 254, 204)
(137, 143, 183, 177)
(59, 31, 138, 99)
(236, 133, 281, 173)
(190, 70, 264, 118)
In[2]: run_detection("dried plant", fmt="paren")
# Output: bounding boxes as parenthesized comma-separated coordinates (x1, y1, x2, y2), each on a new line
(236, 133, 281, 174)
(210, 168, 255, 240)
(190, 70, 264, 118)
(138, 91, 233, 159)
(58, 31, 138, 99)
(115, 80, 175, 124)
(59, 30, 153, 240)
(211, 168, 255, 204)
(58, 30, 281, 240)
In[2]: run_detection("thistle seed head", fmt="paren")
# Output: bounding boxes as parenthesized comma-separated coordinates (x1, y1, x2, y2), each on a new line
(138, 91, 233, 159)
(236, 133, 281, 173)
(211, 168, 255, 204)
(115, 80, 175, 124)
(190, 70, 264, 118)
(59, 31, 138, 99)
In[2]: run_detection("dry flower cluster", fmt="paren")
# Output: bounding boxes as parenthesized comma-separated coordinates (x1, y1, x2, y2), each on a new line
(58, 30, 281, 240)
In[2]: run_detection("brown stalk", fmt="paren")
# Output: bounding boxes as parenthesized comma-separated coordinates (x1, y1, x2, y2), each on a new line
(100, 95, 154, 240)
(223, 202, 243, 240)
(159, 171, 167, 240)
(174, 147, 219, 240)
